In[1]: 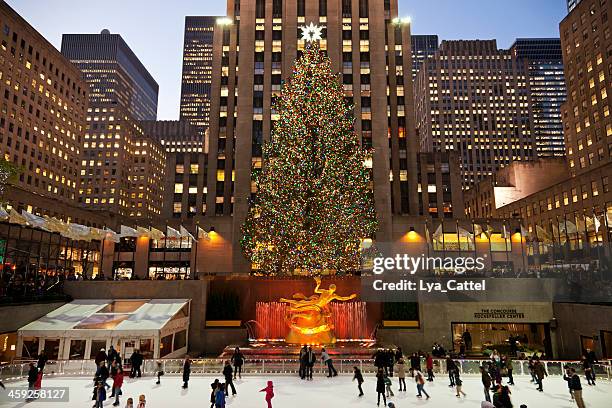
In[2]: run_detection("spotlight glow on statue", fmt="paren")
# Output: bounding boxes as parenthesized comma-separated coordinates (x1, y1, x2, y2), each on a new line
(280, 277, 356, 344)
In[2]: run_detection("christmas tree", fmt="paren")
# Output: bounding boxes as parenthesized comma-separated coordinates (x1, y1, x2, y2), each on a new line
(241, 40, 377, 275)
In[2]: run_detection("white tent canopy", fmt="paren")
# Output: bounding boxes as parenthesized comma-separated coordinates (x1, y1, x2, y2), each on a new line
(17, 299, 190, 360)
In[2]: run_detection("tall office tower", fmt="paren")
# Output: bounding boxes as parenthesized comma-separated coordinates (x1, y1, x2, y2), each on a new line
(205, 0, 419, 270)
(411, 34, 438, 78)
(180, 16, 217, 139)
(414, 40, 536, 189)
(61, 31, 165, 221)
(0, 2, 90, 220)
(141, 120, 206, 223)
(567, 0, 582, 13)
(510, 38, 566, 158)
(560, 0, 611, 177)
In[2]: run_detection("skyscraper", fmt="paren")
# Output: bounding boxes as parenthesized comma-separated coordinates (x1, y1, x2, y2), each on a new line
(180, 16, 217, 139)
(61, 31, 165, 221)
(510, 38, 566, 158)
(414, 40, 537, 188)
(0, 2, 92, 222)
(204, 0, 420, 270)
(61, 31, 158, 121)
(411, 34, 438, 78)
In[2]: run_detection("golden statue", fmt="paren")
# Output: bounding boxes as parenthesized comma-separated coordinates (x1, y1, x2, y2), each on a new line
(280, 277, 357, 344)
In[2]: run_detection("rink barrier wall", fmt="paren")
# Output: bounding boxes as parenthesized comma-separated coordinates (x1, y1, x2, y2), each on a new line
(1, 358, 611, 383)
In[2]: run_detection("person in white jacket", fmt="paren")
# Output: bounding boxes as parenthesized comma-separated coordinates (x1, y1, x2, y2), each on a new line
(321, 348, 338, 377)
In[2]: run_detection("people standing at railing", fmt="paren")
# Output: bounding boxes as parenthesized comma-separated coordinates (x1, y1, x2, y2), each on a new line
(231, 347, 244, 380)
(107, 345, 118, 367)
(182, 357, 191, 389)
(564, 367, 586, 408)
(582, 353, 596, 385)
(112, 366, 124, 407)
(373, 349, 386, 375)
(223, 360, 237, 396)
(321, 347, 337, 377)
(375, 367, 387, 407)
(352, 366, 364, 397)
(480, 365, 492, 402)
(425, 353, 434, 382)
(129, 350, 143, 378)
(299, 345, 308, 380)
(395, 347, 403, 364)
(305, 346, 316, 380)
(533, 357, 547, 392)
(396, 358, 406, 391)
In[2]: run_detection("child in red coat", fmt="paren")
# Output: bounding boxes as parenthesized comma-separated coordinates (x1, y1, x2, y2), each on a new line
(259, 381, 274, 408)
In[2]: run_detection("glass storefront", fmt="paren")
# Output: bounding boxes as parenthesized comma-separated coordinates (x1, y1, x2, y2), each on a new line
(452, 322, 551, 357)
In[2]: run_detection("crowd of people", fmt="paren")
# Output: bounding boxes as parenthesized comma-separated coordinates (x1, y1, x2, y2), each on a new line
(8, 342, 603, 408)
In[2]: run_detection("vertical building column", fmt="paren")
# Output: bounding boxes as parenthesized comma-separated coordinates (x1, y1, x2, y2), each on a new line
(232, 0, 257, 272)
(368, 0, 392, 241)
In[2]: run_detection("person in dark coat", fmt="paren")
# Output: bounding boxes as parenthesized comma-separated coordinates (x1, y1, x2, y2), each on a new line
(27, 363, 38, 389)
(533, 358, 547, 392)
(564, 368, 586, 408)
(182, 357, 191, 389)
(95, 348, 107, 367)
(446, 357, 457, 387)
(36, 351, 48, 372)
(231, 347, 244, 379)
(299, 345, 308, 380)
(306, 346, 316, 380)
(480, 365, 492, 402)
(210, 379, 220, 408)
(107, 345, 118, 366)
(373, 349, 386, 374)
(409, 353, 421, 376)
(129, 349, 143, 378)
(376, 368, 386, 407)
(96, 361, 110, 389)
(94, 381, 106, 408)
(353, 366, 364, 396)
(582, 355, 596, 385)
(386, 349, 395, 377)
(223, 360, 237, 395)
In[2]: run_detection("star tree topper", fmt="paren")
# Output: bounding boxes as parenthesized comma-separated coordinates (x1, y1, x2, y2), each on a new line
(300, 22, 324, 42)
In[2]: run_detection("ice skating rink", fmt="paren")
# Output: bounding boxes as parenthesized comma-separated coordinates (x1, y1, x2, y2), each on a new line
(1, 374, 610, 408)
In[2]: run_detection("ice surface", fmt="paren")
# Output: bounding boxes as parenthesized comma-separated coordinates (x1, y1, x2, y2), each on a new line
(1, 374, 609, 407)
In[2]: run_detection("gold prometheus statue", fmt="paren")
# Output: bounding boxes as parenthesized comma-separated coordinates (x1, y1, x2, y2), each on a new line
(280, 277, 356, 344)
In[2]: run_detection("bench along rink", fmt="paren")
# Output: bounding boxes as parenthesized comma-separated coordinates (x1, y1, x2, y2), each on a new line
(2, 374, 610, 407)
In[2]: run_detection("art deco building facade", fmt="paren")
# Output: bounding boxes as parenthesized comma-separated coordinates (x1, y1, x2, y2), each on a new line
(0, 2, 96, 224)
(141, 120, 206, 224)
(203, 0, 423, 269)
(411, 34, 438, 78)
(465, 0, 611, 248)
(415, 40, 537, 188)
(61, 31, 165, 222)
(180, 16, 217, 139)
(510, 38, 566, 158)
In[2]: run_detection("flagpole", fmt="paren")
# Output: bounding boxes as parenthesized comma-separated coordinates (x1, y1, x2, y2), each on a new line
(178, 225, 183, 279)
(163, 223, 168, 280)
(99, 225, 106, 279)
(193, 222, 199, 279)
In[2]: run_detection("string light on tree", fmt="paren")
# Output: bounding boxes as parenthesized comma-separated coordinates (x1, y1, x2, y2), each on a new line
(241, 41, 377, 276)
(300, 22, 324, 42)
